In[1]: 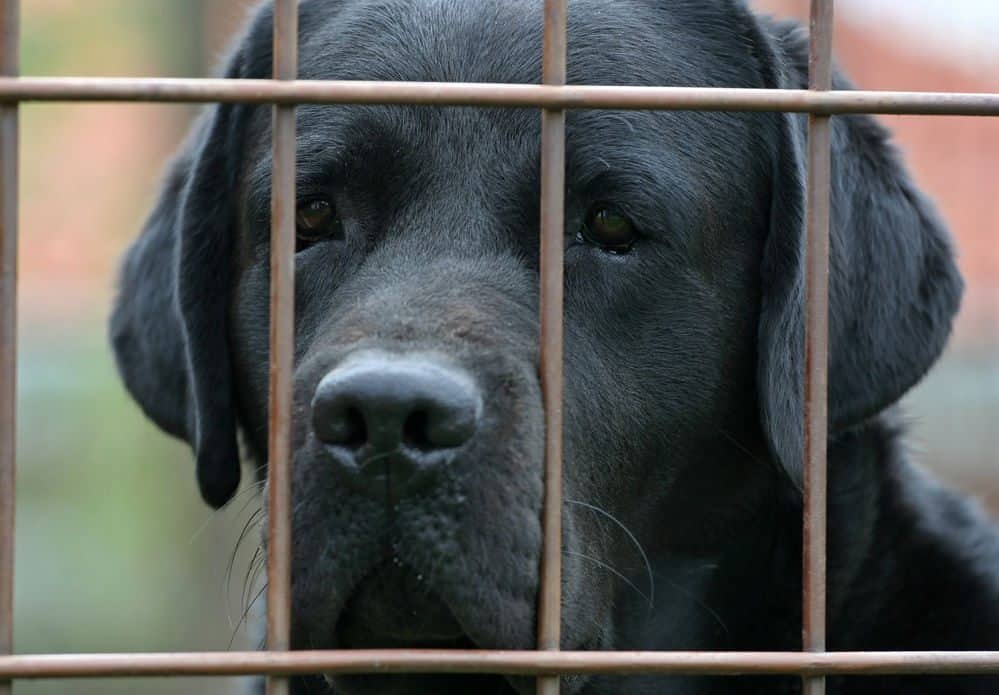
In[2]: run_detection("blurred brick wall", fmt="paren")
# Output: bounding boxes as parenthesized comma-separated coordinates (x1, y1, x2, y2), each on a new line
(20, 1, 252, 321)
(204, 0, 258, 60)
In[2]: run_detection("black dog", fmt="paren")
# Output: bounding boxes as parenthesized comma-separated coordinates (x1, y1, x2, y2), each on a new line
(109, 1, 999, 693)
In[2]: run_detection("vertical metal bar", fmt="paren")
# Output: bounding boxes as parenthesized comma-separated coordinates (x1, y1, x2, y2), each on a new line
(802, 2, 833, 695)
(0, 3, 17, 695)
(537, 0, 567, 694)
(266, 1, 296, 694)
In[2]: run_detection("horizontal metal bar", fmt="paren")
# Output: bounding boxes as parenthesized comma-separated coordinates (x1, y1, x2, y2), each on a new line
(0, 78, 997, 115)
(3, 651, 999, 679)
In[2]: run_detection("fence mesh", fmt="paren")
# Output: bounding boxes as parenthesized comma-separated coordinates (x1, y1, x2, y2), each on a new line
(1, 1, 999, 694)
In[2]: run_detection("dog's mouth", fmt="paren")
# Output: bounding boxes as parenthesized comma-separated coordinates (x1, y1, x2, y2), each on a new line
(329, 561, 521, 695)
(336, 560, 468, 648)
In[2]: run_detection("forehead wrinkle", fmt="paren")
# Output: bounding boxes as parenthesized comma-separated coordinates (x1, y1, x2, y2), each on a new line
(569, 107, 759, 180)
(244, 145, 343, 221)
(287, 0, 763, 89)
(242, 101, 533, 244)
(245, 103, 399, 204)
(564, 108, 762, 239)
(300, 0, 542, 84)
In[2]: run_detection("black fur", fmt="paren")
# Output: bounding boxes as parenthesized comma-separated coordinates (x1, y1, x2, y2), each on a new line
(109, 1, 999, 693)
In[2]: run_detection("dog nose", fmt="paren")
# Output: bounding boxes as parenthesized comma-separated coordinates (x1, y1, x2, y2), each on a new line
(312, 352, 482, 491)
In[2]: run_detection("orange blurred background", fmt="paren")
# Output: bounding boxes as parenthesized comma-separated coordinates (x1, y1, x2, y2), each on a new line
(11, 2, 999, 694)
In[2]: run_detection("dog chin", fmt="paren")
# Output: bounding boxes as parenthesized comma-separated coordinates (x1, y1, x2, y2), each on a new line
(327, 673, 523, 695)
(335, 561, 468, 647)
(325, 561, 534, 695)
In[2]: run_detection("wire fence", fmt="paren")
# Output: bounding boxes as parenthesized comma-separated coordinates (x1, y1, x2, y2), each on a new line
(1, 1, 999, 694)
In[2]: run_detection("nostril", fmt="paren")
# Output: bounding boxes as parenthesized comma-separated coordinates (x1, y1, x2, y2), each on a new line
(312, 401, 368, 449)
(403, 410, 432, 451)
(423, 403, 478, 449)
(341, 407, 367, 449)
(403, 400, 480, 452)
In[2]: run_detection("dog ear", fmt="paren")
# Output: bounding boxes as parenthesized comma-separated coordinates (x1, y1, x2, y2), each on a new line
(750, 18, 963, 488)
(110, 54, 248, 508)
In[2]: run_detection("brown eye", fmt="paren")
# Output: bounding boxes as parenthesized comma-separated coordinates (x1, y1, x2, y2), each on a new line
(295, 198, 343, 251)
(579, 206, 637, 253)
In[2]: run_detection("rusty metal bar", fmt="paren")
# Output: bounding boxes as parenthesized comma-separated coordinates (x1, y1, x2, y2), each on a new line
(0, 0, 990, 689)
(802, 2, 834, 695)
(537, 0, 567, 693)
(266, 2, 297, 695)
(0, 3, 17, 695)
(2, 651, 999, 679)
(0, 78, 997, 115)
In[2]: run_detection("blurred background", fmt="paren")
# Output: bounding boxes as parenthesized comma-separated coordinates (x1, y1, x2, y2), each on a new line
(10, 0, 999, 693)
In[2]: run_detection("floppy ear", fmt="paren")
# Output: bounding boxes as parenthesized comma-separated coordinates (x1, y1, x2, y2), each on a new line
(110, 56, 248, 508)
(751, 18, 963, 488)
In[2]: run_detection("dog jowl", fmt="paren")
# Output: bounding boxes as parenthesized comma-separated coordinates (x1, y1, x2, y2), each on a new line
(110, 1, 999, 693)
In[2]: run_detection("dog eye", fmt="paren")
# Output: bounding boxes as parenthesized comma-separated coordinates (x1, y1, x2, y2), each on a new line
(295, 198, 343, 251)
(578, 206, 637, 253)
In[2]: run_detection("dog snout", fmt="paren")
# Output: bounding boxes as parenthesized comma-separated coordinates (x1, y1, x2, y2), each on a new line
(311, 351, 483, 496)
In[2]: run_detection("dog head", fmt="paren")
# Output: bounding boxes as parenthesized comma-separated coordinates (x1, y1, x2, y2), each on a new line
(110, 1, 961, 692)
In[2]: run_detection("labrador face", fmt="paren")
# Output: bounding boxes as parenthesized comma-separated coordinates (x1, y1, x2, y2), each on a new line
(111, 1, 982, 694)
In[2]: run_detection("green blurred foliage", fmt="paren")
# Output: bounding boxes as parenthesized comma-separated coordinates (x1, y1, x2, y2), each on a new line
(9, 3, 998, 695)
(16, 322, 259, 695)
(22, 0, 204, 77)
(15, 3, 258, 694)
